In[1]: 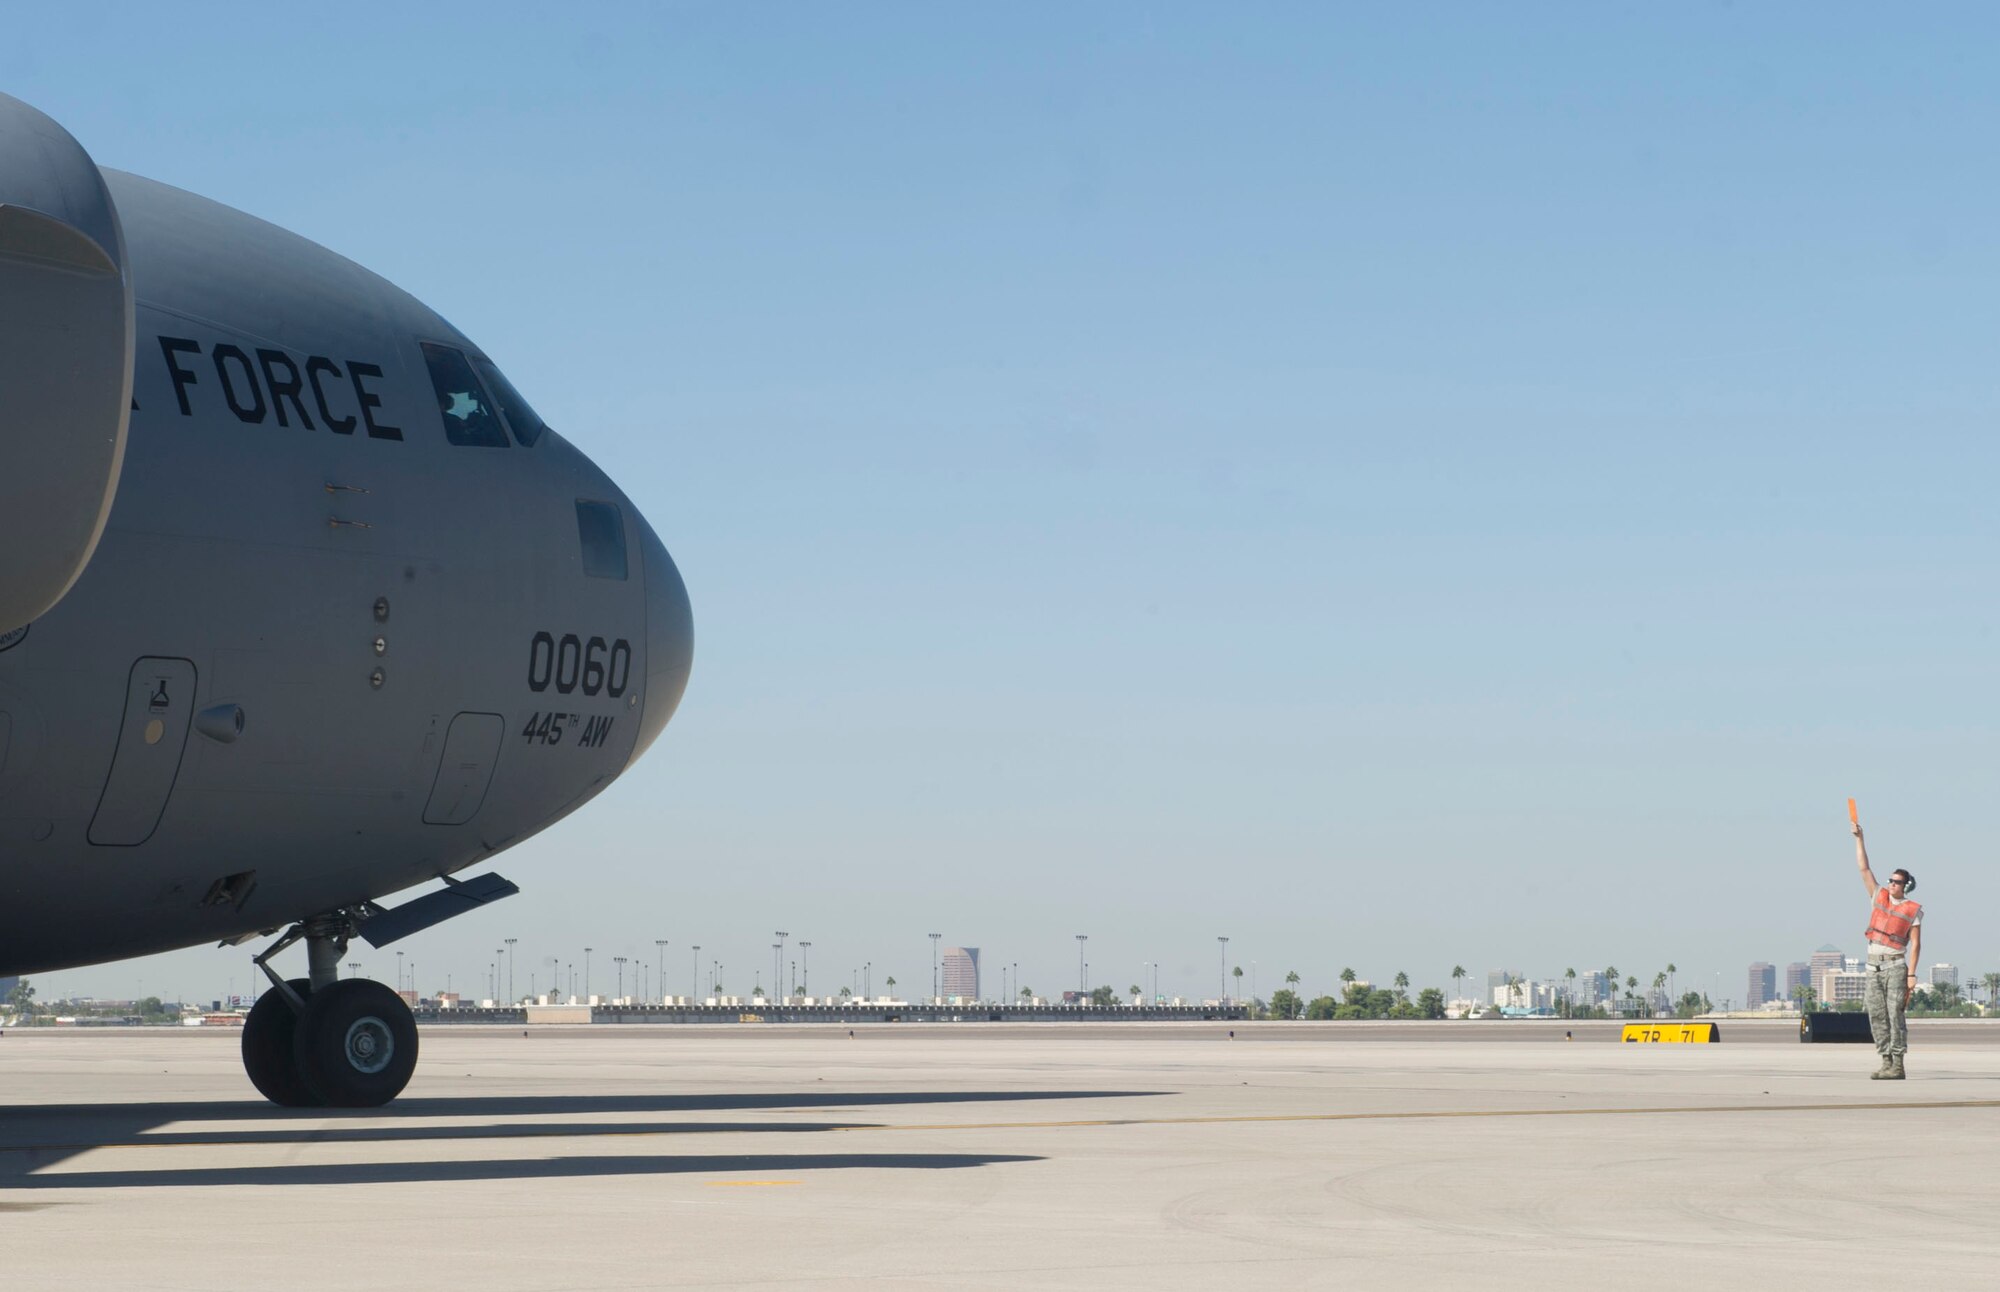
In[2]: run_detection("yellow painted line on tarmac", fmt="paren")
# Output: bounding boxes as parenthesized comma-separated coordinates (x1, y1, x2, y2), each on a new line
(856, 1098, 2000, 1133)
(5, 1097, 1997, 1157)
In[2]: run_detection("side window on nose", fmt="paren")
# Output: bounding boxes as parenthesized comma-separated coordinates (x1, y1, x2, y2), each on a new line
(420, 343, 509, 447)
(575, 500, 628, 580)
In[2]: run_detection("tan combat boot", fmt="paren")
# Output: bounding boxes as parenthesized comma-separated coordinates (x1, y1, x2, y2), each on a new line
(1887, 1055, 1906, 1080)
(1870, 1054, 1895, 1080)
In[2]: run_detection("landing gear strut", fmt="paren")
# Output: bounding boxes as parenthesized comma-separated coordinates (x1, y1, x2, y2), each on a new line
(240, 912, 419, 1107)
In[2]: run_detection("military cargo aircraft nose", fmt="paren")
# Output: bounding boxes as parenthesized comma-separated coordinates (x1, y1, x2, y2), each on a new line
(629, 509, 693, 767)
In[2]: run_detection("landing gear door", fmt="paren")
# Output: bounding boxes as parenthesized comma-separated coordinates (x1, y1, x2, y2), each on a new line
(89, 657, 196, 846)
(423, 712, 504, 826)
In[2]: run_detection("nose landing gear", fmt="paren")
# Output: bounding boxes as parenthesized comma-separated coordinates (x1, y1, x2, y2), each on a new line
(240, 912, 419, 1107)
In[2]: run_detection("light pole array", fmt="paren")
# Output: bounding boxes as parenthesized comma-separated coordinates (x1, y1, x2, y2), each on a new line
(584, 947, 593, 1001)
(656, 940, 668, 1004)
(799, 941, 811, 997)
(505, 937, 517, 1005)
(776, 932, 788, 1000)
(1218, 936, 1229, 1004)
(1077, 934, 1088, 995)
(614, 955, 628, 1000)
(929, 933, 941, 1004)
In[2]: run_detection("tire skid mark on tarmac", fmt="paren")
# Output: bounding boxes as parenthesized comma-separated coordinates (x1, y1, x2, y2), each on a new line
(3, 1095, 1996, 1156)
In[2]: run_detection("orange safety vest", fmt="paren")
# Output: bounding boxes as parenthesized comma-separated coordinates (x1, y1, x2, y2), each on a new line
(1865, 887, 1922, 950)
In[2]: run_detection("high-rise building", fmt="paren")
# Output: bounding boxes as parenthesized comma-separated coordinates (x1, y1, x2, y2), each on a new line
(1809, 944, 1844, 977)
(1784, 962, 1810, 1003)
(1487, 969, 1522, 1006)
(1931, 964, 1958, 988)
(1822, 970, 1867, 1005)
(941, 947, 980, 1000)
(1747, 962, 1776, 1009)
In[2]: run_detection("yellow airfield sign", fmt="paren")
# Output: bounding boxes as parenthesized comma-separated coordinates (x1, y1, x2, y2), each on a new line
(1622, 1022, 1720, 1043)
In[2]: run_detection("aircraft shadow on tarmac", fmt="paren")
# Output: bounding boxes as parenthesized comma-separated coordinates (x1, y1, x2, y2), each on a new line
(0, 1089, 1162, 1189)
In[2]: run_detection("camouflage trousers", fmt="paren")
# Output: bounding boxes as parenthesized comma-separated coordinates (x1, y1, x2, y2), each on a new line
(1865, 959, 1908, 1059)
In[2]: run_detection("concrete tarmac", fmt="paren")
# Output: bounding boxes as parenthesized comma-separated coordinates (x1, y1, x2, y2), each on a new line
(5, 1020, 1999, 1290)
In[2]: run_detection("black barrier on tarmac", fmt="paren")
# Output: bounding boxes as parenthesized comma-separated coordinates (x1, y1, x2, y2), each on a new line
(1800, 1011, 1874, 1043)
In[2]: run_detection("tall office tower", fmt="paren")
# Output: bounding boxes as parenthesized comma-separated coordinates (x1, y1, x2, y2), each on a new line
(941, 946, 980, 1000)
(1931, 964, 1959, 988)
(1784, 962, 1810, 1003)
(1809, 944, 1843, 977)
(1746, 962, 1776, 1009)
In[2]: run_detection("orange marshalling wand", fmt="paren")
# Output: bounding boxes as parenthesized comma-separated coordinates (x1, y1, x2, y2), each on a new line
(1848, 798, 1859, 824)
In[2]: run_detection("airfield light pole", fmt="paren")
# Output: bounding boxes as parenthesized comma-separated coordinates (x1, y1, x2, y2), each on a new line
(1076, 935, 1088, 995)
(584, 948, 593, 1001)
(615, 956, 628, 1001)
(348, 961, 359, 980)
(1218, 937, 1229, 1004)
(865, 961, 872, 998)
(656, 940, 668, 1004)
(930, 933, 941, 1003)
(396, 950, 404, 995)
(494, 950, 503, 1001)
(799, 941, 811, 997)
(505, 938, 517, 1004)
(776, 932, 789, 999)
(692, 946, 700, 999)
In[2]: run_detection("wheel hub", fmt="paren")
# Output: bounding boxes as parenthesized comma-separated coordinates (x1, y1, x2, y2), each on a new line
(344, 1016, 395, 1074)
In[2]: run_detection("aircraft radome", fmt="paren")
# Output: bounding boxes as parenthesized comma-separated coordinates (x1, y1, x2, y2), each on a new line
(0, 94, 695, 1106)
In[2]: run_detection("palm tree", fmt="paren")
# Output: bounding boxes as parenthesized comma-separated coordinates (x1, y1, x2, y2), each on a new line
(1340, 967, 1357, 987)
(1564, 968, 1577, 1018)
(1984, 972, 2000, 1009)
(1451, 965, 1467, 1013)
(1666, 962, 1678, 1004)
(838, 985, 851, 999)
(884, 975, 896, 1000)
(1129, 983, 1142, 1006)
(1232, 965, 1244, 1003)
(1603, 965, 1618, 1018)
(1651, 971, 1668, 1019)
(1625, 975, 1638, 1015)
(1019, 985, 1033, 1002)
(1393, 971, 1410, 1001)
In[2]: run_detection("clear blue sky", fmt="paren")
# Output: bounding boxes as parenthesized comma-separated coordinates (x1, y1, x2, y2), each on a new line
(14, 5, 2000, 1007)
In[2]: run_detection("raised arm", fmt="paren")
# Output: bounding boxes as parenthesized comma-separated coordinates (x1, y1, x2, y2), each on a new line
(1854, 821, 1879, 897)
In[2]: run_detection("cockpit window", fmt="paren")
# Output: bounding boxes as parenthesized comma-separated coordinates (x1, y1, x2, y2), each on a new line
(575, 500, 628, 580)
(420, 343, 509, 447)
(473, 358, 548, 447)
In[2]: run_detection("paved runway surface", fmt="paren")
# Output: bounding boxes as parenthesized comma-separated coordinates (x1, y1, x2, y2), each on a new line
(5, 1020, 1999, 1289)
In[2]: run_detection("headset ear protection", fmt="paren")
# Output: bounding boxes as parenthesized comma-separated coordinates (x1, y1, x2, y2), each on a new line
(1895, 871, 1917, 894)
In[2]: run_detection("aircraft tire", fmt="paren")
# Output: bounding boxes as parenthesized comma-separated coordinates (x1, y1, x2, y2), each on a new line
(293, 978, 419, 1108)
(242, 979, 319, 1107)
